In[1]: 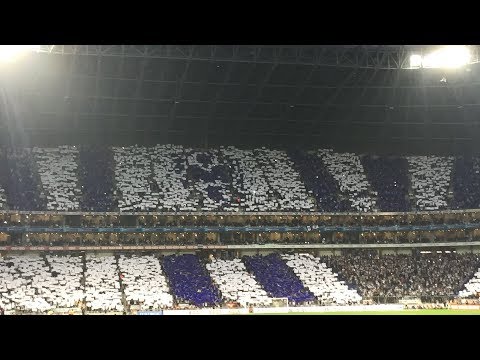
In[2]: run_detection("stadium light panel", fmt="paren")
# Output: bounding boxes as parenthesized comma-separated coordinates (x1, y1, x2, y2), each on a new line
(423, 46, 470, 68)
(409, 46, 471, 69)
(0, 45, 40, 63)
(409, 54, 422, 68)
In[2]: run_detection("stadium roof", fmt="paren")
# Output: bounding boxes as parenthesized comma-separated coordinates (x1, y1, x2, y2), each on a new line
(1, 45, 480, 154)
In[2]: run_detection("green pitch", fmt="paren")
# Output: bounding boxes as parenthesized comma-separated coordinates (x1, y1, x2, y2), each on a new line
(253, 309, 480, 315)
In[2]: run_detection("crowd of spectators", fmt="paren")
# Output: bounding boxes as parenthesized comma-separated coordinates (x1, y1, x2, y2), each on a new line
(321, 250, 480, 301)
(119, 254, 173, 310)
(22, 232, 220, 247)
(6, 227, 480, 247)
(361, 155, 410, 212)
(5, 211, 480, 230)
(3, 145, 480, 223)
(407, 155, 454, 211)
(69, 212, 480, 227)
(281, 253, 362, 305)
(243, 253, 316, 304)
(0, 250, 479, 314)
(451, 156, 480, 210)
(0, 151, 7, 208)
(84, 254, 123, 312)
(288, 149, 349, 212)
(0, 148, 45, 211)
(458, 266, 480, 298)
(206, 257, 272, 307)
(76, 215, 121, 227)
(33, 146, 81, 211)
(162, 254, 222, 307)
(1, 144, 480, 215)
(78, 146, 116, 212)
(318, 149, 377, 212)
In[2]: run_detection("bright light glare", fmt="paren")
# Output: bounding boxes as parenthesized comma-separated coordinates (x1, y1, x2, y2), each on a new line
(423, 46, 470, 68)
(0, 45, 40, 63)
(410, 46, 471, 69)
(409, 54, 422, 68)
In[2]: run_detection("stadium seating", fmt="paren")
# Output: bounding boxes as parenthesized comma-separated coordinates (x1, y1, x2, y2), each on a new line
(407, 156, 454, 211)
(0, 148, 45, 211)
(318, 149, 377, 212)
(242, 253, 316, 304)
(33, 146, 81, 211)
(322, 251, 480, 299)
(254, 148, 315, 211)
(458, 268, 480, 298)
(162, 254, 222, 307)
(0, 255, 54, 313)
(221, 146, 314, 212)
(114, 145, 158, 212)
(361, 155, 410, 212)
(115, 145, 238, 212)
(184, 148, 236, 211)
(288, 149, 349, 212)
(281, 253, 362, 305)
(0, 144, 479, 214)
(222, 146, 273, 211)
(0, 151, 8, 210)
(0, 183, 6, 210)
(0, 251, 478, 313)
(45, 254, 85, 308)
(151, 144, 196, 212)
(451, 156, 480, 210)
(0, 255, 83, 313)
(84, 254, 123, 312)
(206, 257, 272, 307)
(118, 254, 173, 310)
(79, 146, 116, 212)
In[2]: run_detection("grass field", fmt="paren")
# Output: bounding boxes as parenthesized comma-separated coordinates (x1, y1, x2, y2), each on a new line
(256, 309, 480, 315)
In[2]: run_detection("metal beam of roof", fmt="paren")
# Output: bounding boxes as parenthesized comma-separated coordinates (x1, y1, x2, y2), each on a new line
(40, 45, 480, 70)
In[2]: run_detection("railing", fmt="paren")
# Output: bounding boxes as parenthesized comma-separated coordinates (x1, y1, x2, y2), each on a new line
(1, 242, 480, 251)
(3, 208, 480, 216)
(2, 208, 480, 230)
(2, 222, 480, 233)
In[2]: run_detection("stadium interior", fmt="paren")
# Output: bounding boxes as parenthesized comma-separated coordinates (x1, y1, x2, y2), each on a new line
(1, 45, 480, 314)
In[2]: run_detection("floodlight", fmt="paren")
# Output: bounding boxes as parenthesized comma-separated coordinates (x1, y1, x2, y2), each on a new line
(0, 45, 40, 63)
(422, 45, 470, 69)
(409, 46, 471, 69)
(409, 54, 422, 68)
